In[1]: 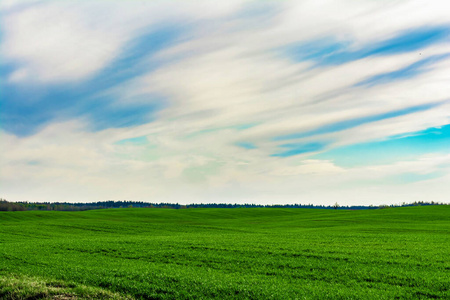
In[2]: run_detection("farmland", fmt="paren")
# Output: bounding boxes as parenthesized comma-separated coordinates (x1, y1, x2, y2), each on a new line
(0, 206, 449, 299)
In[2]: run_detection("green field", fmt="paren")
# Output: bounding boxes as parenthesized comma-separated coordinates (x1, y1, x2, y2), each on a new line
(0, 206, 449, 299)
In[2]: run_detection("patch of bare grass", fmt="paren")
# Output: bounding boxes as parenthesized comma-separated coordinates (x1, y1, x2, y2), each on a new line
(0, 274, 131, 300)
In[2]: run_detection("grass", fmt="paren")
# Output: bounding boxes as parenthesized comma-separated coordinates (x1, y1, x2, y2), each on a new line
(0, 206, 449, 299)
(0, 274, 130, 299)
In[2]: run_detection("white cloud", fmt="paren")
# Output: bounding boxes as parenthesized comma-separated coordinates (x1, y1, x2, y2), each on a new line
(2, 0, 450, 204)
(0, 0, 244, 83)
(3, 120, 449, 205)
(2, 2, 124, 82)
(129, 28, 450, 153)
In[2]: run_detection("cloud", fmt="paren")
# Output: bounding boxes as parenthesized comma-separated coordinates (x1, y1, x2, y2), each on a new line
(1, 2, 124, 82)
(1, 0, 450, 204)
(355, 53, 450, 86)
(272, 142, 327, 157)
(272, 100, 447, 141)
(285, 26, 450, 66)
(2, 120, 450, 205)
(0, 0, 244, 83)
(235, 142, 257, 150)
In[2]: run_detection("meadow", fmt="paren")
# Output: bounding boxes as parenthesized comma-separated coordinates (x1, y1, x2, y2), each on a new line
(0, 206, 448, 299)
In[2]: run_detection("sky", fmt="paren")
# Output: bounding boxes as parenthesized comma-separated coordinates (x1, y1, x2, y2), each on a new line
(1, 0, 450, 205)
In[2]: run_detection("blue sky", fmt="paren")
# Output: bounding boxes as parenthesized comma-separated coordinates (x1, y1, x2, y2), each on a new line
(1, 0, 450, 205)
(314, 124, 450, 167)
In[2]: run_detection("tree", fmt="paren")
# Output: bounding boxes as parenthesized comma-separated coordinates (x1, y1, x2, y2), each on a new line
(333, 202, 340, 210)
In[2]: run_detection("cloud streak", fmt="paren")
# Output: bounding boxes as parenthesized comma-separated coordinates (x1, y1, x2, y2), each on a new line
(272, 100, 447, 141)
(285, 26, 450, 67)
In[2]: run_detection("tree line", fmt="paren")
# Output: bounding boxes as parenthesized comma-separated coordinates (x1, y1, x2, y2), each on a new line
(0, 198, 446, 212)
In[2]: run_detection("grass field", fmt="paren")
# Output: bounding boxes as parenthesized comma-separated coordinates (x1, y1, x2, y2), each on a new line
(0, 206, 449, 299)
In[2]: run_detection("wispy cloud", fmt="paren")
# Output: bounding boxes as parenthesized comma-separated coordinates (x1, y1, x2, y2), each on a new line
(1, 0, 450, 205)
(272, 142, 327, 157)
(286, 26, 450, 66)
(355, 53, 450, 87)
(235, 142, 257, 150)
(272, 100, 447, 141)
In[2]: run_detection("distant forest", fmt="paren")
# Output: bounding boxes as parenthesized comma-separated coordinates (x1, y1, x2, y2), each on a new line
(0, 199, 447, 211)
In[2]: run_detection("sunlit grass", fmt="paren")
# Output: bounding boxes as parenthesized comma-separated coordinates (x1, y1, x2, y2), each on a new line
(0, 273, 130, 299)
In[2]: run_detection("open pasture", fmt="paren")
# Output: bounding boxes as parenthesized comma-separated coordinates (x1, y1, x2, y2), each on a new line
(0, 206, 449, 299)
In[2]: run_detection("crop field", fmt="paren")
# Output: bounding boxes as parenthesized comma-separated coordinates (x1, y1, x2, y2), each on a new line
(0, 206, 449, 299)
